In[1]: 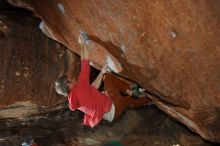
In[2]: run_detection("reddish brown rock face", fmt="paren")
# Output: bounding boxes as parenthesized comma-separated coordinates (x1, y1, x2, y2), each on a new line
(0, 10, 80, 107)
(6, 0, 220, 142)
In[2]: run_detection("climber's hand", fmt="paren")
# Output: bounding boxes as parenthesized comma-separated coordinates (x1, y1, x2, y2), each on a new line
(78, 35, 85, 48)
(78, 31, 90, 45)
(101, 64, 108, 74)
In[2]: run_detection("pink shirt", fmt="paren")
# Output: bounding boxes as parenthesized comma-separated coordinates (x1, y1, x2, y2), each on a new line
(68, 60, 112, 127)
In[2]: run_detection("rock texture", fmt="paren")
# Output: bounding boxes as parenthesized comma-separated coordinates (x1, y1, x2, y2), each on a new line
(5, 0, 220, 143)
(0, 6, 80, 109)
(0, 106, 215, 146)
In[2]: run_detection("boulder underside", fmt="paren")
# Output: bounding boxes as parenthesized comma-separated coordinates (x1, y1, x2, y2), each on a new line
(4, 0, 220, 143)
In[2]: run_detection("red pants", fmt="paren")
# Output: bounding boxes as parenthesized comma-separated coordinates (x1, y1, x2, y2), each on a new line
(104, 74, 151, 120)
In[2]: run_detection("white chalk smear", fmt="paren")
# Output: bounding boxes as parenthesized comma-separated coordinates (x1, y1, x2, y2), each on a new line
(120, 44, 126, 53)
(120, 44, 126, 58)
(39, 21, 44, 30)
(106, 56, 119, 73)
(170, 31, 176, 39)
(39, 21, 55, 39)
(58, 3, 65, 14)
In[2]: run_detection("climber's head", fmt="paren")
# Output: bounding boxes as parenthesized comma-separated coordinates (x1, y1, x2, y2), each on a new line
(55, 74, 75, 97)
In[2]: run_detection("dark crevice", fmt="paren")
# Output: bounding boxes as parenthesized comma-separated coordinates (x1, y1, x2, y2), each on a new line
(0, 0, 33, 14)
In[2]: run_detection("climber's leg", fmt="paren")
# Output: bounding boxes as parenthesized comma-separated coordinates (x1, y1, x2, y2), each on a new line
(103, 73, 151, 120)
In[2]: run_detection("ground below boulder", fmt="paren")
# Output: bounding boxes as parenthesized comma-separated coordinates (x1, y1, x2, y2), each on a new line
(0, 106, 217, 146)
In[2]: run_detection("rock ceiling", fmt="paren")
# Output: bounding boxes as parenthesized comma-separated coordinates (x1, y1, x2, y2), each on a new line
(3, 0, 220, 143)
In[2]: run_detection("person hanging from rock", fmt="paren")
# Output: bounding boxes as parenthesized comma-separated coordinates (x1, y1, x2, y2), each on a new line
(55, 31, 151, 128)
(55, 32, 115, 128)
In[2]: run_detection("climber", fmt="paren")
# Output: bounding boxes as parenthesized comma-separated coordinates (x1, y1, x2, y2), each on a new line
(55, 32, 115, 128)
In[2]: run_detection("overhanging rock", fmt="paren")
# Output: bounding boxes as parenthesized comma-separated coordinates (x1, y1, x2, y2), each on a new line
(7, 0, 220, 142)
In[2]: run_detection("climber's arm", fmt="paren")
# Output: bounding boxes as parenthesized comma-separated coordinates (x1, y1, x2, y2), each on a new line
(91, 72, 104, 89)
(78, 34, 90, 82)
(80, 44, 89, 60)
(91, 65, 107, 89)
